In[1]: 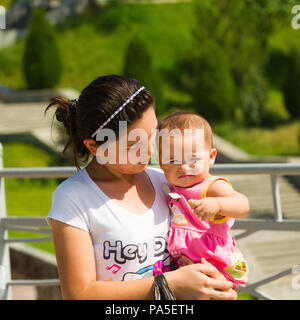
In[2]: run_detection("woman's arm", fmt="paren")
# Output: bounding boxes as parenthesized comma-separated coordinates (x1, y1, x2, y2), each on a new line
(51, 219, 237, 300)
(189, 179, 249, 221)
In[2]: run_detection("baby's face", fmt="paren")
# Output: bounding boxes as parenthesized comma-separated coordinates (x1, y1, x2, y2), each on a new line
(158, 131, 216, 187)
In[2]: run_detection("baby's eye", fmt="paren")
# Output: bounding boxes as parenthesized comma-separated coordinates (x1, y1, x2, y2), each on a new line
(187, 157, 202, 164)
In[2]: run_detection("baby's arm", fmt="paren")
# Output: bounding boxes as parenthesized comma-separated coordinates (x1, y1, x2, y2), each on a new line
(189, 179, 249, 221)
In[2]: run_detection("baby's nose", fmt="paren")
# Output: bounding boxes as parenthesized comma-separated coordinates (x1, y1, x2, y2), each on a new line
(178, 163, 191, 172)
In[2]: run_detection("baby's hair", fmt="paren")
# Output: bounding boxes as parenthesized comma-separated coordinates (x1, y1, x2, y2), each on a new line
(157, 111, 213, 149)
(45, 75, 155, 170)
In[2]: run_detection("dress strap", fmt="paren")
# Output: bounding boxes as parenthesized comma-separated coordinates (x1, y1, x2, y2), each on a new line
(200, 176, 231, 225)
(200, 177, 231, 199)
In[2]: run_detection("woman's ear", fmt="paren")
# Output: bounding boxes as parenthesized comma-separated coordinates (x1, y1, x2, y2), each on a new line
(83, 139, 98, 157)
(209, 148, 217, 166)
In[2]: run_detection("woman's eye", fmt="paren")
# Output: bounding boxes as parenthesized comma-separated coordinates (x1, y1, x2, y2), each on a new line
(167, 159, 181, 164)
(128, 142, 142, 150)
(129, 144, 139, 150)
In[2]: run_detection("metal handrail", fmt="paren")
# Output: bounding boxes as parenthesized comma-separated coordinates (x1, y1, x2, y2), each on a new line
(1, 160, 300, 299)
(1, 162, 300, 177)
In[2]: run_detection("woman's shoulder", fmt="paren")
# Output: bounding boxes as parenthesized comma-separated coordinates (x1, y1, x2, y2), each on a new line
(48, 168, 92, 231)
(54, 168, 87, 196)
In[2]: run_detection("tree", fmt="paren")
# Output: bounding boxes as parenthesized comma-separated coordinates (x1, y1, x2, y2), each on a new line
(192, 39, 237, 122)
(238, 65, 267, 126)
(123, 36, 165, 115)
(283, 46, 300, 119)
(23, 8, 62, 89)
(189, 0, 285, 125)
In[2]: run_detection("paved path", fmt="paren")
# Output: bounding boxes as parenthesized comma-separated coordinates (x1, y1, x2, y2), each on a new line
(225, 174, 300, 299)
(1, 102, 300, 299)
(12, 285, 37, 300)
(0, 102, 63, 152)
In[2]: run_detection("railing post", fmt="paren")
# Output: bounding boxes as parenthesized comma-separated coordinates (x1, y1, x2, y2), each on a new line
(270, 175, 283, 222)
(0, 143, 12, 300)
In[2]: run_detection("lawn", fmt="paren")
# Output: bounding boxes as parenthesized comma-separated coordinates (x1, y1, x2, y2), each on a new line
(213, 120, 300, 157)
(2, 141, 61, 254)
(237, 292, 257, 300)
(1, 0, 13, 9)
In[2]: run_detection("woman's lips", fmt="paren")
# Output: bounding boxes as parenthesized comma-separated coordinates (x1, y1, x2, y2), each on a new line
(138, 158, 150, 165)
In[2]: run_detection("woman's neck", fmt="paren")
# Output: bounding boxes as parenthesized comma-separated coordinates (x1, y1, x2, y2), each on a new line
(85, 157, 137, 185)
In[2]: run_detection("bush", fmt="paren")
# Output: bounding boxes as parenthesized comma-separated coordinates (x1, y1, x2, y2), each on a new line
(122, 36, 165, 115)
(266, 48, 288, 90)
(23, 8, 62, 89)
(238, 64, 268, 126)
(283, 46, 300, 119)
(191, 40, 237, 122)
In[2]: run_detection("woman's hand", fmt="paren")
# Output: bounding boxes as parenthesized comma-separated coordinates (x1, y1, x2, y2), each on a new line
(182, 255, 227, 279)
(164, 255, 237, 300)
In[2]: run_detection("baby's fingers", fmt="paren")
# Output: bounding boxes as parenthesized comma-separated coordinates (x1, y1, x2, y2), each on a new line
(192, 207, 205, 219)
(188, 199, 201, 209)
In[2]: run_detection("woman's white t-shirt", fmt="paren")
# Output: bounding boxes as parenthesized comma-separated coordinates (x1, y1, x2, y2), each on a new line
(47, 166, 172, 281)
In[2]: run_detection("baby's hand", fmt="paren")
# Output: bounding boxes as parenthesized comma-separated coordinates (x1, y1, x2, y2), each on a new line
(188, 198, 221, 221)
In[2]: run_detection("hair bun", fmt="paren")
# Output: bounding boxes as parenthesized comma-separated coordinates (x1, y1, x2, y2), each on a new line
(56, 107, 69, 123)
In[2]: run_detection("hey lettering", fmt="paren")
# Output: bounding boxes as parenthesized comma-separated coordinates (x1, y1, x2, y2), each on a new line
(103, 237, 165, 264)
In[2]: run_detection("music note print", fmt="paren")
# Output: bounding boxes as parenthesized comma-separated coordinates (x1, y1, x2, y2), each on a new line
(106, 264, 121, 274)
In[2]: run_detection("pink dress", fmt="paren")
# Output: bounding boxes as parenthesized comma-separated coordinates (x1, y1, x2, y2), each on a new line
(166, 176, 248, 286)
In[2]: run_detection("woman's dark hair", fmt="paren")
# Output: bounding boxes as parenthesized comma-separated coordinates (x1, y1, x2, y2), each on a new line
(45, 75, 155, 170)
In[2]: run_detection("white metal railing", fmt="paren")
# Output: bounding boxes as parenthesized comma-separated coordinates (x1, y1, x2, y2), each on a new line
(0, 142, 300, 300)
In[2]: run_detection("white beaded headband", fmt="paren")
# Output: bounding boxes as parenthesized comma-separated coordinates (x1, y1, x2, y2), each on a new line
(91, 86, 145, 138)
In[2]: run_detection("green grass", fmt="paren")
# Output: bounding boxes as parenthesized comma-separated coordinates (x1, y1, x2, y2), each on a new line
(3, 142, 54, 167)
(214, 120, 300, 157)
(2, 141, 60, 254)
(1, 0, 13, 9)
(265, 89, 290, 123)
(237, 292, 257, 300)
(0, 41, 25, 89)
(212, 88, 299, 158)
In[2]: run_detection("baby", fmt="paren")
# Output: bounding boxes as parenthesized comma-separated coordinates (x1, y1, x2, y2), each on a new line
(157, 111, 249, 288)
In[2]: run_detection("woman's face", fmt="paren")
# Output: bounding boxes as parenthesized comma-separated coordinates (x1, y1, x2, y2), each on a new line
(96, 106, 158, 175)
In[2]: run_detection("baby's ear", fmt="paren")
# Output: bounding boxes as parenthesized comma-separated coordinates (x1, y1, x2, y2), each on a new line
(209, 148, 217, 166)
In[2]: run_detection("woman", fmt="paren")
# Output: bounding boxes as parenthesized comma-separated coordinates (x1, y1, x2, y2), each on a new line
(45, 75, 237, 300)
